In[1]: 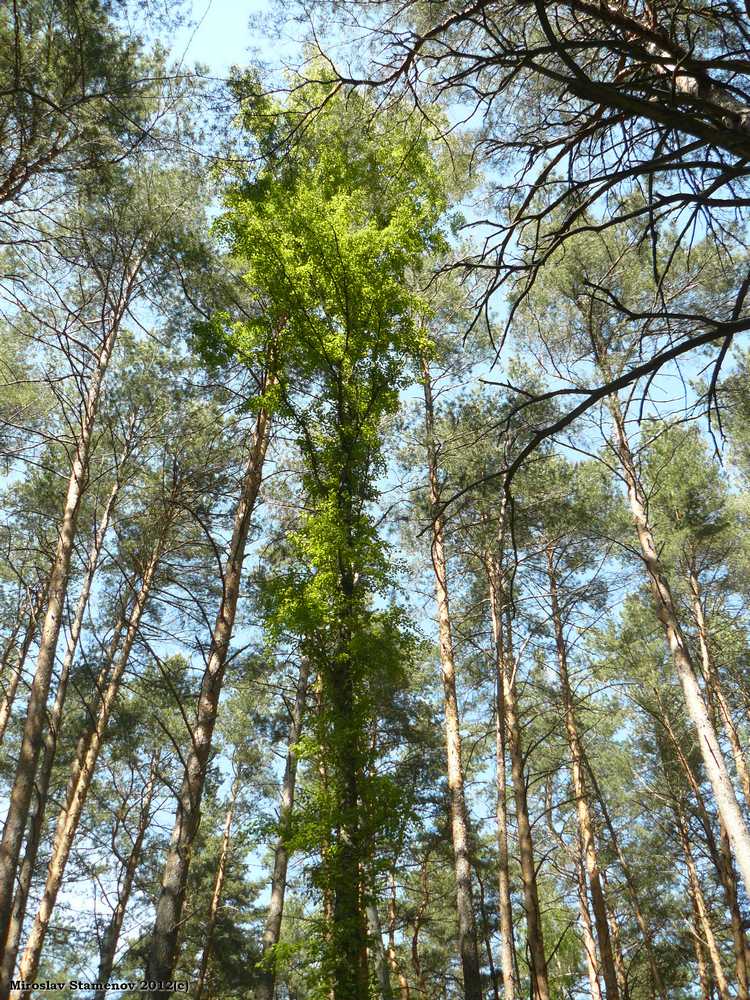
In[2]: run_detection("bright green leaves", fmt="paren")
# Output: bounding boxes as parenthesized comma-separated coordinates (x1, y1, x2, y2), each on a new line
(211, 85, 451, 998)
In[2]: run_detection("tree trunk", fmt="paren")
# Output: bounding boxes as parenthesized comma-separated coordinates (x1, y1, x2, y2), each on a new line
(488, 569, 550, 1000)
(146, 406, 270, 993)
(410, 858, 430, 999)
(581, 747, 667, 1000)
(194, 770, 241, 1000)
(689, 568, 750, 806)
(610, 400, 750, 896)
(0, 291, 128, 961)
(487, 552, 517, 1000)
(576, 841, 604, 1000)
(256, 657, 310, 1000)
(600, 872, 628, 1000)
(0, 589, 44, 746)
(0, 480, 120, 993)
(658, 706, 749, 998)
(675, 803, 730, 1000)
(387, 873, 410, 1000)
(367, 902, 395, 1000)
(546, 546, 620, 1000)
(97, 756, 158, 984)
(476, 865, 500, 1000)
(421, 359, 483, 1000)
(15, 543, 160, 994)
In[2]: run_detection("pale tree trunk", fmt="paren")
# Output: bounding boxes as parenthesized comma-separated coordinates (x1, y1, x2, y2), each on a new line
(15, 543, 161, 995)
(675, 803, 731, 1000)
(0, 283, 133, 962)
(690, 911, 712, 1000)
(689, 569, 750, 806)
(476, 866, 500, 1000)
(410, 859, 430, 999)
(576, 841, 604, 1000)
(658, 707, 750, 998)
(0, 589, 44, 746)
(387, 874, 410, 1000)
(146, 407, 271, 993)
(1, 621, 125, 994)
(256, 656, 309, 1000)
(718, 822, 750, 999)
(421, 359, 483, 1000)
(367, 902, 395, 1000)
(546, 546, 620, 1000)
(0, 479, 121, 992)
(98, 756, 159, 984)
(600, 873, 628, 1000)
(609, 400, 750, 896)
(581, 748, 666, 1000)
(194, 770, 241, 1000)
(488, 569, 550, 1000)
(487, 553, 517, 1000)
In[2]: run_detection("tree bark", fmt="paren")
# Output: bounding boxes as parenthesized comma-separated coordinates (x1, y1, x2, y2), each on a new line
(0, 285, 131, 962)
(546, 545, 620, 1000)
(488, 569, 550, 1000)
(576, 840, 604, 1000)
(0, 589, 44, 746)
(97, 756, 158, 984)
(15, 543, 160, 994)
(256, 657, 310, 1000)
(609, 400, 750, 896)
(475, 865, 500, 1000)
(689, 568, 750, 806)
(0, 479, 120, 994)
(675, 803, 730, 1000)
(658, 705, 750, 998)
(581, 748, 667, 1000)
(486, 552, 517, 1000)
(367, 902, 395, 1000)
(421, 358, 483, 1000)
(387, 873, 410, 1000)
(194, 770, 241, 1000)
(145, 406, 270, 992)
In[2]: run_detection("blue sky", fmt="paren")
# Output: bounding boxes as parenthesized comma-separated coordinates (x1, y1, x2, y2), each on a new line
(172, 0, 283, 73)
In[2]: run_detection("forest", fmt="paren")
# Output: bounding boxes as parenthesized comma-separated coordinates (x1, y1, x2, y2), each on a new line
(1, 1, 750, 998)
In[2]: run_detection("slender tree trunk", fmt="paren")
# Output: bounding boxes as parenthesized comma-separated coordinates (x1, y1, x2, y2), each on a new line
(718, 821, 750, 1000)
(675, 803, 730, 1000)
(689, 569, 750, 805)
(194, 770, 241, 1000)
(0, 481, 121, 993)
(256, 657, 309, 1000)
(576, 841, 604, 1000)
(410, 859, 430, 999)
(546, 546, 620, 1000)
(421, 359, 483, 1000)
(98, 756, 158, 984)
(581, 748, 666, 1000)
(600, 875, 628, 1000)
(367, 902, 395, 1000)
(658, 709, 749, 998)
(476, 865, 500, 1000)
(690, 911, 712, 1000)
(0, 590, 44, 746)
(16, 543, 160, 994)
(487, 552, 517, 1000)
(610, 400, 750, 895)
(0, 292, 129, 961)
(387, 874, 410, 1000)
(488, 569, 550, 1000)
(145, 406, 270, 992)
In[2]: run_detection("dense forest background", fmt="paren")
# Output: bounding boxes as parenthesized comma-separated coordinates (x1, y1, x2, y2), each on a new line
(2, 2, 750, 999)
